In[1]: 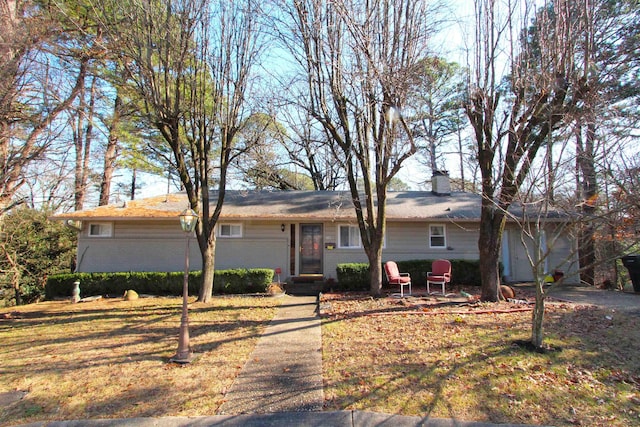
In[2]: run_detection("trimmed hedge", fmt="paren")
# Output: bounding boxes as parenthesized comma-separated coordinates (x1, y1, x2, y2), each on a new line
(46, 269, 274, 299)
(395, 259, 489, 287)
(334, 264, 371, 291)
(213, 269, 274, 294)
(336, 259, 492, 291)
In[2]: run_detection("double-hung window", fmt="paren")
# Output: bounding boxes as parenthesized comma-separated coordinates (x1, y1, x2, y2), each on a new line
(218, 223, 242, 238)
(338, 224, 361, 248)
(429, 224, 446, 248)
(88, 222, 113, 238)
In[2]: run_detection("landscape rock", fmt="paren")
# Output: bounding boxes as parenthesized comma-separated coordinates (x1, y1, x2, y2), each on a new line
(124, 289, 139, 301)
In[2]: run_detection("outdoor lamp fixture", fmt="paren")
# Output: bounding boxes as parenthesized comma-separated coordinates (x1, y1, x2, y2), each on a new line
(179, 208, 198, 233)
(281, 223, 285, 232)
(170, 208, 198, 364)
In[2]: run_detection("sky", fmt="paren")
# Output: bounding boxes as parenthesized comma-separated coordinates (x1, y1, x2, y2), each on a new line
(130, 0, 487, 199)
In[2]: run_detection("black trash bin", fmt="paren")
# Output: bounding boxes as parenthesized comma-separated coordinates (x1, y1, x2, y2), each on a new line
(621, 255, 640, 293)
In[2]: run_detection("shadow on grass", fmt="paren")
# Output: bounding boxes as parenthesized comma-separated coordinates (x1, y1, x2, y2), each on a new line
(0, 298, 279, 379)
(0, 296, 284, 426)
(321, 295, 640, 426)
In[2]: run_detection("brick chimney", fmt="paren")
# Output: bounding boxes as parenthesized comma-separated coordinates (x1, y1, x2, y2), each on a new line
(432, 170, 451, 196)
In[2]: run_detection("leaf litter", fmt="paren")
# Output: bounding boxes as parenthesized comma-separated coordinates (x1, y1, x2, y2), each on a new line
(320, 289, 640, 427)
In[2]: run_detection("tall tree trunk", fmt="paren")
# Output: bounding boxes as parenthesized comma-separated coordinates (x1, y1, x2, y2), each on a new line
(546, 134, 555, 203)
(576, 120, 597, 285)
(99, 93, 122, 206)
(73, 106, 84, 210)
(13, 272, 21, 306)
(74, 75, 96, 210)
(367, 241, 384, 296)
(130, 168, 137, 200)
(457, 126, 465, 191)
(198, 236, 216, 302)
(478, 206, 504, 302)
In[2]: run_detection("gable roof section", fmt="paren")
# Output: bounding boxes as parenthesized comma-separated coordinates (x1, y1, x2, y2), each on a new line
(52, 190, 484, 222)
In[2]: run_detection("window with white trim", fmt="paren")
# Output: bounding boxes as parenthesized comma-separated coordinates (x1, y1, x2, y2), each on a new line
(218, 223, 242, 238)
(338, 224, 361, 248)
(88, 222, 113, 238)
(429, 224, 446, 248)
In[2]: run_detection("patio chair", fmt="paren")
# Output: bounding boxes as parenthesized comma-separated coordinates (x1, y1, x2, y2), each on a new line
(427, 259, 451, 295)
(384, 261, 412, 297)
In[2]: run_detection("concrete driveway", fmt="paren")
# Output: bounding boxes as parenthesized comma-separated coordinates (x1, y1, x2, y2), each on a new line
(546, 285, 640, 316)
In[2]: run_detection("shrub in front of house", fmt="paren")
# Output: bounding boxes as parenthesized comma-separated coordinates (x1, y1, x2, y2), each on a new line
(334, 264, 371, 291)
(397, 259, 493, 287)
(213, 268, 274, 294)
(335, 259, 488, 291)
(46, 269, 273, 299)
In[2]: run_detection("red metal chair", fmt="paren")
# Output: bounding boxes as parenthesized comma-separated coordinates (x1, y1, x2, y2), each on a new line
(427, 259, 451, 295)
(384, 261, 412, 297)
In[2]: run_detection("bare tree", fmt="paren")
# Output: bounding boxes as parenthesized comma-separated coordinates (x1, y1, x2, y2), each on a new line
(508, 140, 579, 349)
(275, 108, 346, 191)
(465, 0, 589, 301)
(229, 112, 318, 190)
(282, 0, 440, 295)
(569, 0, 640, 286)
(98, 0, 266, 302)
(0, 1, 87, 216)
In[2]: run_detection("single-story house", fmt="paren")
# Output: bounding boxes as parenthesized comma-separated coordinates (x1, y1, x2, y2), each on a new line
(53, 175, 578, 286)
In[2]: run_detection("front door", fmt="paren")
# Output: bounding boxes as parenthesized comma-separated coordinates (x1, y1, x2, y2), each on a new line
(300, 224, 323, 275)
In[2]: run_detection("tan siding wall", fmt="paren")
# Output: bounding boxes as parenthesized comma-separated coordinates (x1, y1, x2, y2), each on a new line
(76, 218, 577, 284)
(77, 237, 190, 272)
(215, 238, 288, 272)
(82, 220, 185, 239)
(212, 220, 289, 274)
(382, 222, 479, 260)
(321, 221, 481, 280)
(505, 223, 579, 284)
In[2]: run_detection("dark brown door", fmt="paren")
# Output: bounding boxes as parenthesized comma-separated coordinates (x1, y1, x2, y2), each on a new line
(300, 224, 323, 274)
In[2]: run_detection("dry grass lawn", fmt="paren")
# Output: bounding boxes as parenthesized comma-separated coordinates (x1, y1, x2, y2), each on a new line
(0, 296, 280, 426)
(2, 289, 639, 427)
(321, 291, 640, 427)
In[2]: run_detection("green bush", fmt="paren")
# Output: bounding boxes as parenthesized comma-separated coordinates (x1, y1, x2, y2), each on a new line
(46, 269, 273, 299)
(1, 208, 77, 306)
(213, 269, 273, 294)
(335, 259, 489, 291)
(335, 264, 370, 291)
(395, 259, 488, 287)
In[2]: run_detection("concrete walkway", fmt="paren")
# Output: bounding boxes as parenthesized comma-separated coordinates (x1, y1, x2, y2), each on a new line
(216, 295, 323, 414)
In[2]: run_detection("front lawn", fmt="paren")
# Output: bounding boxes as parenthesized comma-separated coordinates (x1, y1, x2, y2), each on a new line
(321, 292, 640, 426)
(2, 291, 639, 427)
(0, 296, 280, 426)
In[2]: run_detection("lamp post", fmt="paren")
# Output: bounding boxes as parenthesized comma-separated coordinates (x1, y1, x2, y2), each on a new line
(170, 208, 198, 364)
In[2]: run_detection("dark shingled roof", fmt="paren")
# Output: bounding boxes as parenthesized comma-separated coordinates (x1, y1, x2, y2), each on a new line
(53, 190, 569, 222)
(52, 190, 485, 222)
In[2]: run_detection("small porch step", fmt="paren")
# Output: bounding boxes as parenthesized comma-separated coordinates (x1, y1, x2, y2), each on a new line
(286, 275, 324, 296)
(291, 274, 324, 283)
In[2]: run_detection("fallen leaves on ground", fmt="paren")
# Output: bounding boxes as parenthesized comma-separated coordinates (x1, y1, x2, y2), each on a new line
(0, 296, 280, 427)
(321, 289, 640, 427)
